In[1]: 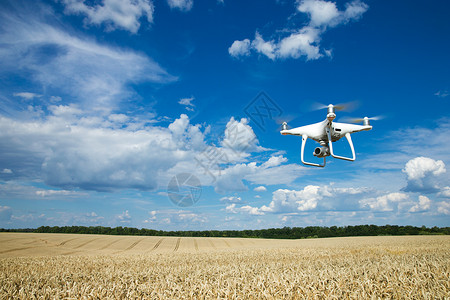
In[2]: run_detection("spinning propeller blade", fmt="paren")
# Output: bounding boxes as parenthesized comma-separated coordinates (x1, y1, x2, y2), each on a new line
(274, 113, 299, 131)
(340, 115, 384, 123)
(310, 100, 359, 112)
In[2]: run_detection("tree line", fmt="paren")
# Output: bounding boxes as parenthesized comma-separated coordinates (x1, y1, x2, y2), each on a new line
(1, 225, 449, 239)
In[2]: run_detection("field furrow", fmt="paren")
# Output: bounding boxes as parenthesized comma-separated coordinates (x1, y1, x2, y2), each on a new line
(150, 238, 164, 251)
(173, 237, 181, 252)
(125, 238, 143, 251)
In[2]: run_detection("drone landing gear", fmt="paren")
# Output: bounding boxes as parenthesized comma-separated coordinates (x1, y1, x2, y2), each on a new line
(301, 131, 356, 167)
(301, 135, 326, 167)
(326, 129, 356, 161)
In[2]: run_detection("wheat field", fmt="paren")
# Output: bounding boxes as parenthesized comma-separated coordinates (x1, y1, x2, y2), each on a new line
(0, 233, 448, 299)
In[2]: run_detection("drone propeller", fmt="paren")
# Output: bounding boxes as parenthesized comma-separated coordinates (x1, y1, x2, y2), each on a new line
(275, 120, 289, 131)
(340, 115, 384, 125)
(274, 113, 299, 131)
(310, 101, 359, 112)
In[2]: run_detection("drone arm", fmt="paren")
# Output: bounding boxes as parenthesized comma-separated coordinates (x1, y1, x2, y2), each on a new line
(326, 129, 356, 161)
(301, 135, 325, 167)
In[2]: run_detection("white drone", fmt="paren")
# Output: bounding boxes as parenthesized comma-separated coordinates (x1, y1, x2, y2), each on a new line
(280, 104, 378, 167)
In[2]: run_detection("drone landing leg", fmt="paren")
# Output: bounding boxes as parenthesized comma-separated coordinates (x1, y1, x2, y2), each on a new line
(326, 129, 356, 161)
(301, 135, 326, 167)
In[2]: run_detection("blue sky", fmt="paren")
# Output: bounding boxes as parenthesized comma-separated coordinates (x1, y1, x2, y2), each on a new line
(0, 0, 449, 230)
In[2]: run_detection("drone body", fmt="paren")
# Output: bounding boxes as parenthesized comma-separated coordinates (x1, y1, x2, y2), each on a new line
(280, 104, 373, 167)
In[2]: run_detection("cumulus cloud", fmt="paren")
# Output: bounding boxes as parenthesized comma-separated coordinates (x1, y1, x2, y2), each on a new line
(277, 27, 322, 60)
(214, 157, 304, 193)
(167, 0, 193, 12)
(437, 201, 450, 215)
(143, 210, 157, 223)
(62, 0, 154, 33)
(0, 105, 305, 195)
(0, 3, 175, 112)
(298, 0, 339, 27)
(403, 157, 446, 192)
(409, 195, 431, 213)
(260, 186, 324, 213)
(220, 196, 242, 203)
(221, 117, 261, 153)
(253, 186, 267, 192)
(228, 39, 251, 57)
(359, 192, 409, 212)
(262, 155, 287, 168)
(225, 203, 264, 215)
(229, 0, 368, 60)
(251, 33, 277, 60)
(144, 209, 207, 227)
(0, 108, 210, 192)
(438, 187, 450, 198)
(298, 0, 367, 28)
(117, 210, 132, 223)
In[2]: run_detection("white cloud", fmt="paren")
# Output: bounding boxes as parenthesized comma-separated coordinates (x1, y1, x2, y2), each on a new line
(438, 187, 450, 198)
(297, 0, 340, 27)
(437, 201, 450, 215)
(215, 163, 256, 193)
(409, 195, 431, 213)
(145, 209, 207, 225)
(117, 210, 131, 223)
(434, 90, 449, 98)
(220, 196, 242, 203)
(62, 0, 154, 33)
(178, 96, 195, 111)
(277, 27, 322, 60)
(108, 114, 129, 123)
(228, 39, 251, 58)
(225, 203, 264, 215)
(178, 97, 195, 106)
(253, 186, 267, 192)
(245, 163, 305, 185)
(0, 104, 306, 196)
(229, 0, 368, 60)
(403, 157, 446, 192)
(36, 189, 82, 197)
(298, 0, 368, 28)
(143, 210, 157, 223)
(0, 5, 175, 112)
(0, 109, 208, 192)
(1, 169, 12, 174)
(169, 114, 206, 151)
(342, 0, 369, 21)
(50, 96, 62, 103)
(13, 92, 41, 100)
(251, 33, 276, 60)
(261, 185, 324, 213)
(221, 117, 261, 153)
(178, 211, 207, 223)
(214, 158, 304, 193)
(240, 205, 264, 215)
(359, 192, 409, 212)
(403, 157, 446, 180)
(167, 0, 193, 12)
(262, 155, 287, 168)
